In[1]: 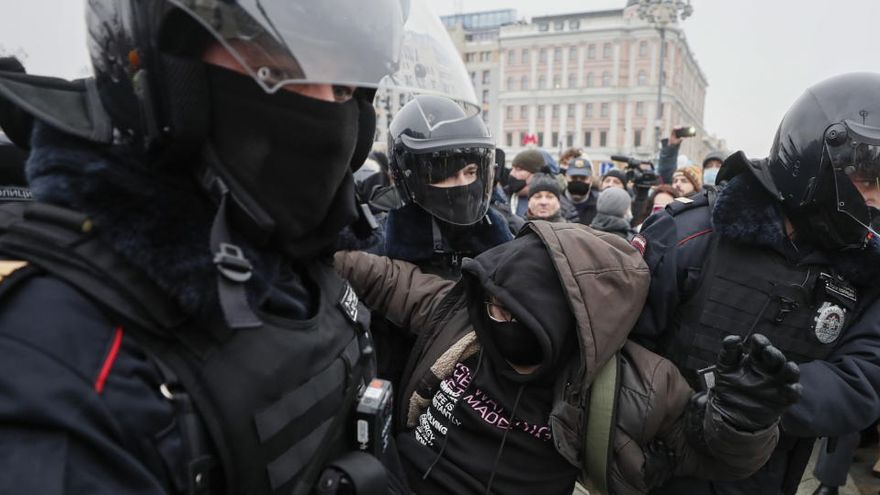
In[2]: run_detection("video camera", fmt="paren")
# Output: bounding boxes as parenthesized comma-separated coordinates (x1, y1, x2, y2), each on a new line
(611, 155, 659, 189)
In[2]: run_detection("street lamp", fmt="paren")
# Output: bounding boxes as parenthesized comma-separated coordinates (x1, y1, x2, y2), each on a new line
(635, 0, 693, 155)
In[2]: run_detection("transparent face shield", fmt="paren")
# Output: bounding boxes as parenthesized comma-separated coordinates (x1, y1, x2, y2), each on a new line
(400, 147, 495, 225)
(824, 120, 880, 238)
(167, 0, 478, 109)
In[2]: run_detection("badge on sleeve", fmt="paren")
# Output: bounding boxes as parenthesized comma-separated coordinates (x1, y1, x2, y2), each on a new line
(814, 302, 846, 344)
(339, 282, 360, 323)
(631, 234, 648, 256)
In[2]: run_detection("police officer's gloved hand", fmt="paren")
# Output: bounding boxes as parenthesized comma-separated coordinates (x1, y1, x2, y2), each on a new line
(708, 334, 802, 432)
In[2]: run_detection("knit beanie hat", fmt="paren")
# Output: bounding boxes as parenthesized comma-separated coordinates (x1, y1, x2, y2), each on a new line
(512, 149, 545, 174)
(673, 165, 702, 192)
(528, 173, 562, 200)
(602, 168, 627, 185)
(596, 187, 632, 218)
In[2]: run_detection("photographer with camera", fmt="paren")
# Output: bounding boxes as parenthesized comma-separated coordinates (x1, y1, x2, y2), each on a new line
(611, 155, 661, 227)
(658, 126, 697, 184)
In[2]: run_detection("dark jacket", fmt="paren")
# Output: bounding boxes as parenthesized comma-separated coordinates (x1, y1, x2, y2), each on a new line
(565, 188, 600, 226)
(0, 124, 330, 494)
(338, 221, 780, 494)
(633, 172, 880, 494)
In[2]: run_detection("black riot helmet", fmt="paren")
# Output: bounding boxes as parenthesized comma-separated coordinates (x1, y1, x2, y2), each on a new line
(388, 95, 495, 226)
(82, 0, 478, 151)
(721, 72, 880, 250)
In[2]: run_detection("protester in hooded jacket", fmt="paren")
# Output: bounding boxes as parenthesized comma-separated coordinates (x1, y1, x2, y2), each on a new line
(591, 187, 635, 240)
(336, 221, 800, 495)
(526, 173, 567, 223)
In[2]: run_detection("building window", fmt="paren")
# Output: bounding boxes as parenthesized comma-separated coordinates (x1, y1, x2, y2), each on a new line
(506, 106, 514, 120)
(537, 105, 545, 118)
(638, 70, 647, 86)
(602, 71, 611, 87)
(567, 104, 575, 118)
(552, 131, 559, 147)
(482, 70, 490, 84)
(603, 43, 612, 59)
(506, 132, 513, 147)
(538, 75, 546, 89)
(636, 101, 644, 116)
(539, 48, 547, 64)
(465, 52, 475, 62)
(585, 103, 593, 117)
(586, 72, 594, 87)
(554, 20, 564, 31)
(482, 89, 489, 103)
(552, 105, 560, 118)
(566, 133, 574, 147)
(508, 50, 516, 64)
(520, 105, 528, 118)
(507, 76, 514, 90)
(634, 129, 643, 147)
(470, 71, 476, 85)
(601, 103, 609, 117)
(599, 130, 607, 147)
(587, 44, 596, 59)
(522, 49, 530, 64)
(538, 23, 549, 32)
(568, 73, 577, 88)
(569, 46, 578, 61)
(554, 47, 562, 63)
(480, 51, 491, 62)
(537, 132, 545, 146)
(521, 75, 529, 90)
(639, 41, 648, 57)
(584, 131, 592, 147)
(553, 75, 561, 89)
(569, 20, 580, 30)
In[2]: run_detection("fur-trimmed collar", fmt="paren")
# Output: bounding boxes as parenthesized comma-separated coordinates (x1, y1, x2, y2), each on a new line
(25, 123, 291, 320)
(713, 173, 880, 287)
(384, 203, 512, 264)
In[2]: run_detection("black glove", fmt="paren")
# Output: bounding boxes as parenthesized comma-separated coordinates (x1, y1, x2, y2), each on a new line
(708, 334, 802, 432)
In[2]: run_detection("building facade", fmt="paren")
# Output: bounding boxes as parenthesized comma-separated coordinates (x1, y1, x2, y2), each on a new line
(441, 5, 725, 167)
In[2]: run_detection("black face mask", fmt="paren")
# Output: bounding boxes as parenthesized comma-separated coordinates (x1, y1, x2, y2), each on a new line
(421, 179, 487, 225)
(207, 66, 362, 258)
(504, 177, 527, 196)
(567, 181, 591, 196)
(486, 318, 543, 365)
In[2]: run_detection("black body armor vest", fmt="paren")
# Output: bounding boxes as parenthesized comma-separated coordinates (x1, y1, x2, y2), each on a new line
(668, 226, 858, 389)
(0, 202, 377, 495)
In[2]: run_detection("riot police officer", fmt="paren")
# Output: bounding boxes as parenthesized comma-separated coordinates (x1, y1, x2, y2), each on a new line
(383, 95, 511, 278)
(0, 1, 475, 493)
(633, 72, 880, 495)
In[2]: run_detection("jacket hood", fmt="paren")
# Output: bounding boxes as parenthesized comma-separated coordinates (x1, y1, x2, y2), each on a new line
(462, 220, 649, 386)
(590, 214, 631, 236)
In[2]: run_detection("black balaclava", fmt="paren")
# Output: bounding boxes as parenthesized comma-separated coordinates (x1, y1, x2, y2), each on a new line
(463, 232, 576, 383)
(206, 65, 362, 259)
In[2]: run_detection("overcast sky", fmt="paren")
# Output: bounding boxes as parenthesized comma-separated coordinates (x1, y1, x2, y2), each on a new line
(3, 0, 880, 157)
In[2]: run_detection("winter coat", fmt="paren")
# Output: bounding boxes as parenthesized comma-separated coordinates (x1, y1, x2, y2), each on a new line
(591, 213, 635, 240)
(337, 221, 779, 494)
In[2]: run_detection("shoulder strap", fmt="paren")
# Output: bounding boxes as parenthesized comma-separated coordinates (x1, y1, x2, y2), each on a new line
(0, 202, 185, 333)
(584, 353, 621, 495)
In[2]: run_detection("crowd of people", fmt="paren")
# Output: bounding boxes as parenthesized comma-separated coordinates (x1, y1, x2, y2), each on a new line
(1, 2, 880, 495)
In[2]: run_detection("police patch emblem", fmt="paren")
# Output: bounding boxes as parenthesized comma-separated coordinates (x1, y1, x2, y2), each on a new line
(814, 302, 846, 344)
(340, 283, 359, 323)
(631, 234, 647, 256)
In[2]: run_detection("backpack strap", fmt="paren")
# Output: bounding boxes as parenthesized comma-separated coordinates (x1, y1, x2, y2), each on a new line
(583, 353, 621, 494)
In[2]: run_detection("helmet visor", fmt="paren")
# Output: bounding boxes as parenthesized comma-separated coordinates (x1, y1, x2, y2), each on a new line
(167, 0, 477, 106)
(825, 120, 880, 238)
(400, 147, 495, 225)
